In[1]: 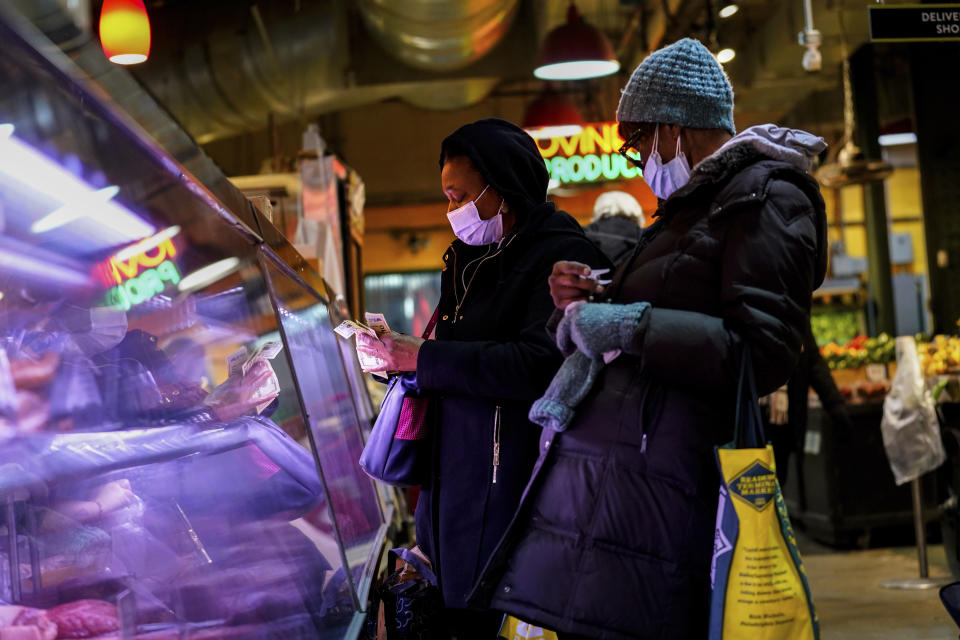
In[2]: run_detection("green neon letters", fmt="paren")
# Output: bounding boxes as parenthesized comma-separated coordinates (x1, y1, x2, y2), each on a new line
(105, 259, 181, 311)
(545, 153, 639, 185)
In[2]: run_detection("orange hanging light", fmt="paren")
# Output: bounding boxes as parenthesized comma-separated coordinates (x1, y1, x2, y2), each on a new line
(99, 0, 151, 65)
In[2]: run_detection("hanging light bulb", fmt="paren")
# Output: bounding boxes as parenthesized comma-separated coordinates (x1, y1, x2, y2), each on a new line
(717, 48, 736, 64)
(719, 4, 739, 19)
(534, 3, 620, 81)
(816, 11, 893, 189)
(99, 0, 152, 65)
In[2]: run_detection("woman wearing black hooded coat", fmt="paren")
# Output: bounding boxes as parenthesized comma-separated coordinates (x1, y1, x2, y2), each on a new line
(357, 118, 605, 636)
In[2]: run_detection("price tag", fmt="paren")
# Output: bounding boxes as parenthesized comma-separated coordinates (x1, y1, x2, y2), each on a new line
(865, 363, 888, 382)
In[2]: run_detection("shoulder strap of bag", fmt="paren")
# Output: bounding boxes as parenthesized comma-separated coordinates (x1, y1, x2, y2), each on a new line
(734, 347, 767, 449)
(422, 304, 440, 339)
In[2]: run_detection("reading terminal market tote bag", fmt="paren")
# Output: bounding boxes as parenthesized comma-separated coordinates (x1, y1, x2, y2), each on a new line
(709, 351, 820, 640)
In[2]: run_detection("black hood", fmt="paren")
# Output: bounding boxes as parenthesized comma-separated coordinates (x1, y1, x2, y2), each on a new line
(439, 118, 548, 216)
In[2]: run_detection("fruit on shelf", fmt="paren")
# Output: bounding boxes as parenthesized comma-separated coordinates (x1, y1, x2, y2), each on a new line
(811, 309, 861, 347)
(820, 333, 960, 378)
(820, 333, 895, 370)
(917, 334, 960, 377)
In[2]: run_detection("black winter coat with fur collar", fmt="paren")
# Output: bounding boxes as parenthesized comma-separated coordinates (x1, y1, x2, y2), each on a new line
(472, 139, 827, 639)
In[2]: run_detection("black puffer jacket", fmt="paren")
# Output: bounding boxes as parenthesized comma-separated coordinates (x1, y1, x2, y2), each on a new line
(472, 126, 828, 638)
(414, 119, 604, 610)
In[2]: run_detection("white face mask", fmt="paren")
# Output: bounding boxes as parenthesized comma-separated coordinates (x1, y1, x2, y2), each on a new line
(643, 126, 691, 200)
(446, 184, 504, 246)
(72, 307, 128, 355)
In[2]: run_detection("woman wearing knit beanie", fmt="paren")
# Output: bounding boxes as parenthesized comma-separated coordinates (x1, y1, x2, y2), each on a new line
(471, 39, 829, 638)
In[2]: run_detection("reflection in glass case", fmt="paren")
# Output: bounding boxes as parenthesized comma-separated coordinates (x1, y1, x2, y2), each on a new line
(0, 10, 384, 639)
(261, 254, 385, 604)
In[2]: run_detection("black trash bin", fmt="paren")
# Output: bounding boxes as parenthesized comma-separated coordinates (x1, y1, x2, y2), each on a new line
(783, 402, 939, 547)
(938, 402, 960, 579)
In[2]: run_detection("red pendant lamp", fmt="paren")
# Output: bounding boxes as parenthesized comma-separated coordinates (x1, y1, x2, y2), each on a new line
(534, 2, 620, 81)
(99, 0, 151, 65)
(522, 87, 585, 140)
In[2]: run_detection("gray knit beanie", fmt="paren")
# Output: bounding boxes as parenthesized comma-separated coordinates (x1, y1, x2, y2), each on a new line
(617, 38, 735, 135)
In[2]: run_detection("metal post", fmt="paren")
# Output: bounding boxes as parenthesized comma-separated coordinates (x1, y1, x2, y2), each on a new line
(909, 39, 960, 333)
(912, 478, 929, 579)
(881, 474, 946, 589)
(849, 45, 895, 335)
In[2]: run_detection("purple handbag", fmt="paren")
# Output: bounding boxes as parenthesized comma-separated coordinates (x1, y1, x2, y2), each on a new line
(359, 308, 439, 487)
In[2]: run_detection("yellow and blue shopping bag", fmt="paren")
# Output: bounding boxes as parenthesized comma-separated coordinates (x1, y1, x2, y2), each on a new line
(709, 352, 819, 639)
(498, 616, 558, 640)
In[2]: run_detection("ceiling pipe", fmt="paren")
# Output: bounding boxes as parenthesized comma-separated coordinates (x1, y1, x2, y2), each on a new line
(16, 0, 519, 145)
(131, 1, 350, 144)
(133, 0, 520, 142)
(357, 0, 521, 71)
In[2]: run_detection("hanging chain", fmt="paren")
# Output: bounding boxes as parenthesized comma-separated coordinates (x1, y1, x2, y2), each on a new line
(839, 7, 855, 148)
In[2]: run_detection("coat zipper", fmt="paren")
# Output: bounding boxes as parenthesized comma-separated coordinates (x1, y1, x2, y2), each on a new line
(492, 405, 501, 484)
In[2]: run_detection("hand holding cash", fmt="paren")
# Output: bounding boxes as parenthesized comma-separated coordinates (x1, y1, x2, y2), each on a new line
(334, 312, 390, 372)
(336, 312, 423, 374)
(206, 341, 283, 420)
(548, 261, 612, 309)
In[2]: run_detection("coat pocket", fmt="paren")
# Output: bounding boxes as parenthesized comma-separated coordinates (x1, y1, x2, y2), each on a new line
(617, 370, 650, 450)
(616, 374, 667, 456)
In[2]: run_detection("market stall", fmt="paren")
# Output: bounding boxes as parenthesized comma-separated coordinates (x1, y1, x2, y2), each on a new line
(783, 331, 954, 548)
(0, 9, 388, 639)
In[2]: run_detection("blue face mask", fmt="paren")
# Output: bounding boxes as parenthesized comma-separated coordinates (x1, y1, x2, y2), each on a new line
(643, 126, 691, 200)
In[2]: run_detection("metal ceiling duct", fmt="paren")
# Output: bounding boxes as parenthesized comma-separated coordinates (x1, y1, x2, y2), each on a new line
(357, 0, 520, 71)
(15, 0, 518, 146)
(131, 1, 350, 145)
(132, 0, 519, 142)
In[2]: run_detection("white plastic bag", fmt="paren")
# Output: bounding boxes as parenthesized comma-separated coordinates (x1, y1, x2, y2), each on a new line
(881, 336, 946, 485)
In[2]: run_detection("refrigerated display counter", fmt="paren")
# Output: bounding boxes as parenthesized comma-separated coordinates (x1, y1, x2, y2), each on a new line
(0, 9, 388, 639)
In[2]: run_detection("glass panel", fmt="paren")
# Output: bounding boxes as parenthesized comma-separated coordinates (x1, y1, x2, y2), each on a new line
(364, 271, 442, 336)
(261, 253, 384, 602)
(328, 305, 376, 427)
(0, 18, 357, 638)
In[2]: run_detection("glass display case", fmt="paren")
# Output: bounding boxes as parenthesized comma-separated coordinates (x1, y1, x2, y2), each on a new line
(0, 10, 385, 639)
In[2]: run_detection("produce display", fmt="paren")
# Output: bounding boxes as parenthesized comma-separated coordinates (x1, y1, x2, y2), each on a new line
(821, 332, 955, 378)
(815, 332, 960, 404)
(917, 335, 960, 377)
(819, 333, 897, 370)
(811, 308, 862, 347)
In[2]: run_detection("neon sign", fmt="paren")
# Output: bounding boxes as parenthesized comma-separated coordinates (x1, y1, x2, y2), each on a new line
(531, 122, 641, 185)
(95, 226, 182, 310)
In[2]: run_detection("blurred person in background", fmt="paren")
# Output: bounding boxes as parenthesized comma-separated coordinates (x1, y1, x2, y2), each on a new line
(583, 190, 644, 265)
(765, 321, 851, 495)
